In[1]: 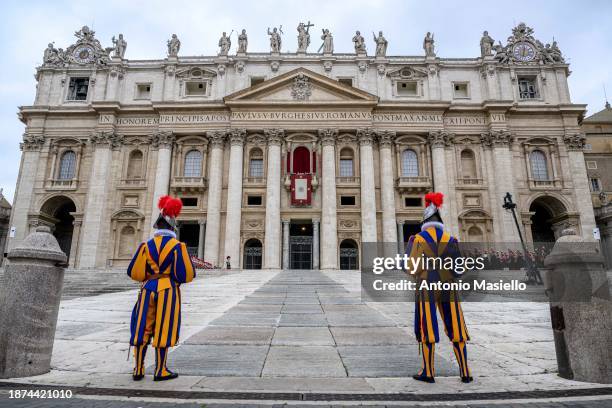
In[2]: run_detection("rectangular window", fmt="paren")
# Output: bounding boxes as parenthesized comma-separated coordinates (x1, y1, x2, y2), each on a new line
(185, 81, 207, 96)
(135, 83, 152, 99)
(339, 159, 354, 177)
(182, 197, 198, 207)
(247, 195, 263, 206)
(404, 197, 422, 207)
(249, 159, 264, 177)
(67, 77, 89, 101)
(453, 82, 469, 99)
(250, 77, 265, 87)
(396, 81, 418, 96)
(340, 196, 356, 206)
(586, 160, 597, 170)
(518, 77, 538, 99)
(590, 178, 601, 192)
(338, 77, 353, 87)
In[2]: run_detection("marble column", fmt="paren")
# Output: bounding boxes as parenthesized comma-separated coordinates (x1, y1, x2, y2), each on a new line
(313, 218, 320, 270)
(564, 134, 597, 239)
(203, 130, 226, 267)
(263, 129, 284, 269)
(378, 130, 397, 243)
(79, 131, 123, 268)
(223, 129, 246, 268)
(282, 220, 290, 269)
(149, 131, 175, 234)
(358, 129, 378, 243)
(397, 220, 405, 253)
(197, 219, 206, 259)
(427, 131, 451, 226)
(319, 128, 338, 270)
(6, 134, 44, 252)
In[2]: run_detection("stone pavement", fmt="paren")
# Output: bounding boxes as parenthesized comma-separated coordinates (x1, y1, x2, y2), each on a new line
(1, 268, 611, 406)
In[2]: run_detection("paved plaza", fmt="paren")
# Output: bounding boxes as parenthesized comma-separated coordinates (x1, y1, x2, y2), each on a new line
(1, 268, 611, 406)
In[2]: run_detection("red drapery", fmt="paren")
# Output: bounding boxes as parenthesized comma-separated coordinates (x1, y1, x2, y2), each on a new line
(292, 146, 310, 174)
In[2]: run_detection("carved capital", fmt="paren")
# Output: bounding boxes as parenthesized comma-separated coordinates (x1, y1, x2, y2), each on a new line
(228, 128, 246, 146)
(91, 130, 123, 149)
(563, 133, 586, 151)
(264, 128, 284, 146)
(20, 133, 45, 151)
(427, 130, 451, 148)
(481, 130, 513, 147)
(318, 128, 338, 146)
(376, 130, 396, 148)
(357, 128, 374, 146)
(206, 129, 227, 148)
(151, 131, 175, 149)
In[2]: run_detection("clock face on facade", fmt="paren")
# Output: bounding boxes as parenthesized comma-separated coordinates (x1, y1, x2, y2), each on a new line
(73, 45, 95, 64)
(512, 42, 536, 62)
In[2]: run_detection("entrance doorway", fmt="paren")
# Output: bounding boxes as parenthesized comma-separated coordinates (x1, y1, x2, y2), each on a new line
(290, 220, 313, 269)
(339, 239, 359, 270)
(402, 222, 421, 242)
(243, 239, 263, 269)
(529, 202, 556, 243)
(178, 223, 200, 257)
(40, 196, 76, 260)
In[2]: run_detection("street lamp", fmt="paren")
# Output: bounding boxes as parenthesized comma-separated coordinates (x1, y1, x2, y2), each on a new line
(502, 192, 542, 285)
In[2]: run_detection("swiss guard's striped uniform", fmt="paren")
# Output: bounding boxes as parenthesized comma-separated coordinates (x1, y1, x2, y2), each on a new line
(128, 231, 195, 380)
(406, 192, 472, 384)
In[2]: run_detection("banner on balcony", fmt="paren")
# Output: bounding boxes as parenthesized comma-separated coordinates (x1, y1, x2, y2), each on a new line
(291, 174, 311, 206)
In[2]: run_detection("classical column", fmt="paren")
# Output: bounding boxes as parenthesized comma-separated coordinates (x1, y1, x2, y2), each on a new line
(564, 133, 597, 239)
(358, 129, 378, 243)
(313, 218, 320, 270)
(6, 134, 45, 252)
(263, 129, 284, 269)
(68, 216, 83, 267)
(149, 131, 175, 233)
(378, 130, 397, 243)
(197, 219, 206, 259)
(204, 130, 226, 266)
(397, 220, 405, 253)
(319, 128, 338, 270)
(482, 130, 520, 241)
(282, 220, 290, 269)
(427, 131, 451, 226)
(223, 129, 246, 268)
(79, 131, 123, 268)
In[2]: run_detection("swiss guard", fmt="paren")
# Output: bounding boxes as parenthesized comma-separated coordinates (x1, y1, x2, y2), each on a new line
(127, 195, 196, 381)
(406, 192, 472, 384)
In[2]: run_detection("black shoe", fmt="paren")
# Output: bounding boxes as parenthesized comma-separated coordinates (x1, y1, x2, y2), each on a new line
(412, 373, 435, 383)
(154, 372, 179, 381)
(132, 374, 144, 381)
(461, 376, 474, 383)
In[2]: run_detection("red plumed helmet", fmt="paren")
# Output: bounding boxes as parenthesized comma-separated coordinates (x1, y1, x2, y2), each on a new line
(424, 192, 444, 208)
(158, 195, 183, 218)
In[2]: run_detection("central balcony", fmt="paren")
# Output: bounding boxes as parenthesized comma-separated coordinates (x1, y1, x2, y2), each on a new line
(336, 176, 360, 186)
(45, 178, 78, 191)
(170, 176, 208, 193)
(395, 176, 432, 193)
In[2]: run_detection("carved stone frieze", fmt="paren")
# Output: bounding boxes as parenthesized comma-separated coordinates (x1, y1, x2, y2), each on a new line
(264, 128, 285, 145)
(427, 130, 452, 147)
(150, 131, 175, 149)
(480, 130, 513, 147)
(563, 133, 586, 151)
(376, 130, 396, 148)
(291, 73, 312, 100)
(21, 133, 45, 151)
(91, 130, 123, 149)
(357, 128, 374, 145)
(318, 128, 338, 146)
(207, 130, 227, 148)
(228, 129, 246, 146)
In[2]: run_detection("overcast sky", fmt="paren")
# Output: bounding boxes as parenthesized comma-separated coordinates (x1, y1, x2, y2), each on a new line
(1, 0, 611, 203)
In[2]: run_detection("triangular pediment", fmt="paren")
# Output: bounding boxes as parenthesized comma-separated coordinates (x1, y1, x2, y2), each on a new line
(224, 68, 378, 106)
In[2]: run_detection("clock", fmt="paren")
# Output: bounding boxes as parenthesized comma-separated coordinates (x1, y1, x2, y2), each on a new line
(72, 45, 95, 64)
(512, 42, 536, 62)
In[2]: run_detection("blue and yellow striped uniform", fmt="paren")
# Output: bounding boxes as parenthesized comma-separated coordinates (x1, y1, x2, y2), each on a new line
(127, 233, 195, 348)
(406, 224, 469, 344)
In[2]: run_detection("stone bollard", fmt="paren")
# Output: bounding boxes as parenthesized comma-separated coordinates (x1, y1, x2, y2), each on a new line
(544, 228, 612, 384)
(0, 226, 67, 378)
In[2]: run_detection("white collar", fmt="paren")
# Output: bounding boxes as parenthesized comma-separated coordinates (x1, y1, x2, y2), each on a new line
(154, 229, 177, 238)
(421, 221, 444, 231)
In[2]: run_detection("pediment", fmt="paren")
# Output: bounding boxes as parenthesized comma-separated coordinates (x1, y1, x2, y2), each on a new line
(224, 68, 378, 106)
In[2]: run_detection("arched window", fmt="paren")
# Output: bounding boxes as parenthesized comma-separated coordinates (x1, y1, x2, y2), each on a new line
(184, 150, 202, 177)
(401, 149, 419, 177)
(58, 150, 76, 180)
(530, 150, 548, 181)
(339, 147, 354, 177)
(460, 149, 477, 178)
(339, 239, 359, 270)
(292, 146, 311, 174)
(249, 148, 264, 177)
(126, 150, 143, 179)
(118, 226, 136, 257)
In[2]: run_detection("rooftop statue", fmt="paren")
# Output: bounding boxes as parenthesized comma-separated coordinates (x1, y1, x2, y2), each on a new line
(267, 26, 283, 53)
(237, 29, 248, 53)
(480, 31, 494, 57)
(167, 34, 181, 57)
(423, 32, 435, 57)
(373, 31, 388, 57)
(319, 29, 334, 54)
(297, 21, 313, 53)
(111, 34, 127, 59)
(218, 31, 232, 56)
(353, 31, 366, 55)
